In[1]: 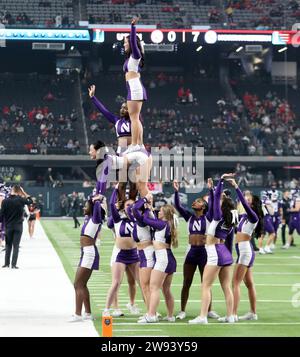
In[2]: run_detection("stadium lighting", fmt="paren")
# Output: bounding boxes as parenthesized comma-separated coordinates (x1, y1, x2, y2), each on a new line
(196, 46, 203, 52)
(236, 46, 243, 52)
(278, 46, 287, 53)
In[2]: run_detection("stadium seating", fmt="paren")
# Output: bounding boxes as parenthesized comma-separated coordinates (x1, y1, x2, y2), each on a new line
(0, 73, 83, 154)
(0, 0, 74, 27)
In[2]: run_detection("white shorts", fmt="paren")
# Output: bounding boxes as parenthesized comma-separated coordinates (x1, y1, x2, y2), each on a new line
(207, 219, 219, 237)
(153, 248, 176, 274)
(236, 241, 255, 267)
(126, 77, 147, 101)
(78, 245, 99, 270)
(138, 245, 155, 268)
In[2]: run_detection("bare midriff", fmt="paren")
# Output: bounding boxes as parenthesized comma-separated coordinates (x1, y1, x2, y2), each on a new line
(126, 71, 140, 82)
(137, 241, 152, 251)
(206, 235, 225, 245)
(115, 236, 137, 250)
(80, 236, 95, 247)
(153, 241, 171, 250)
(118, 136, 132, 148)
(189, 234, 206, 246)
(236, 232, 251, 243)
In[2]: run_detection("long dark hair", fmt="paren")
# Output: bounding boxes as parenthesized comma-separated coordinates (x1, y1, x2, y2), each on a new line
(221, 196, 235, 228)
(126, 35, 145, 68)
(93, 140, 106, 167)
(252, 195, 264, 237)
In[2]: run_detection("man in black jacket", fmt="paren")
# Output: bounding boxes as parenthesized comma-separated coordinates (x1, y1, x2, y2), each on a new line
(0, 185, 33, 269)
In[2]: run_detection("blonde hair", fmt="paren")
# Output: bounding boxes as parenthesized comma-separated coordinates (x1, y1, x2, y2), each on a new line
(161, 205, 178, 248)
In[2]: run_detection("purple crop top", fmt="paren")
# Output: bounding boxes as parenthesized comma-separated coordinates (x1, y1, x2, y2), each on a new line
(110, 188, 134, 238)
(174, 189, 214, 236)
(81, 200, 103, 240)
(91, 96, 132, 138)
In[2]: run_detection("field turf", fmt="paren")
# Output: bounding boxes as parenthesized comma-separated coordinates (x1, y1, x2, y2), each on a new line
(42, 219, 300, 337)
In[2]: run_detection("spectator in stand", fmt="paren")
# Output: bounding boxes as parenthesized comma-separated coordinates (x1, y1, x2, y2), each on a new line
(225, 4, 234, 23)
(177, 86, 186, 103)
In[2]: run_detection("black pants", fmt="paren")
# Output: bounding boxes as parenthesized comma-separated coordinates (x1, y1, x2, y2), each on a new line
(72, 213, 80, 228)
(281, 223, 287, 245)
(5, 224, 23, 267)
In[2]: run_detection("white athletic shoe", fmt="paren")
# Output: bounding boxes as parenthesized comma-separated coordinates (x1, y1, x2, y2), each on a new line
(163, 316, 176, 322)
(264, 246, 273, 254)
(83, 313, 95, 321)
(282, 244, 290, 250)
(188, 316, 208, 324)
(259, 248, 266, 255)
(126, 303, 140, 315)
(239, 312, 258, 321)
(176, 311, 186, 320)
(138, 314, 159, 324)
(207, 310, 220, 319)
(270, 243, 276, 250)
(68, 314, 83, 323)
(233, 315, 238, 322)
(218, 315, 235, 323)
(156, 312, 162, 319)
(102, 309, 111, 317)
(111, 309, 124, 317)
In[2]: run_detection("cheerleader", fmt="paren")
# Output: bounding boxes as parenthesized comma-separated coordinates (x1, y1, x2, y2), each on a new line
(173, 179, 219, 320)
(130, 197, 155, 312)
(88, 85, 138, 202)
(138, 202, 178, 324)
(70, 194, 106, 322)
(122, 16, 147, 154)
(189, 174, 237, 324)
(103, 187, 140, 316)
(226, 179, 259, 321)
(107, 214, 140, 316)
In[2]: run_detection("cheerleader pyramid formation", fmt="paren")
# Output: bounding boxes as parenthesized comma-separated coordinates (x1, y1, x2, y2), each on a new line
(68, 17, 300, 325)
(1, 17, 298, 327)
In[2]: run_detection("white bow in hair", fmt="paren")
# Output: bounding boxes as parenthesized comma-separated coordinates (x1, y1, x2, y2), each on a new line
(231, 209, 239, 225)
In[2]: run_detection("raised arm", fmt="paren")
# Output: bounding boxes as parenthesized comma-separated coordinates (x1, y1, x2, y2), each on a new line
(235, 187, 258, 223)
(143, 209, 167, 231)
(213, 179, 224, 221)
(206, 188, 214, 222)
(174, 191, 192, 221)
(130, 23, 141, 60)
(92, 200, 102, 225)
(109, 188, 121, 223)
(91, 96, 118, 125)
(133, 198, 147, 226)
(126, 204, 136, 223)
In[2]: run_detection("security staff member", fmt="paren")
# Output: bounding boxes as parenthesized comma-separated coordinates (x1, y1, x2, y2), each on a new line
(0, 185, 33, 269)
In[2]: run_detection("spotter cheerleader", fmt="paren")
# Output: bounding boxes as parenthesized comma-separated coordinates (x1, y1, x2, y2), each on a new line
(131, 196, 155, 311)
(173, 179, 219, 320)
(103, 187, 140, 316)
(70, 194, 106, 322)
(189, 174, 237, 324)
(107, 213, 140, 316)
(227, 178, 259, 321)
(138, 202, 178, 324)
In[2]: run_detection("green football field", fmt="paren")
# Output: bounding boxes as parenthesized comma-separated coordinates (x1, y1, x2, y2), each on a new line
(42, 219, 300, 337)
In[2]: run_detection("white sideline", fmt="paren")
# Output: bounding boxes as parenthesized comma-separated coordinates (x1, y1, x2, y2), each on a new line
(0, 220, 98, 337)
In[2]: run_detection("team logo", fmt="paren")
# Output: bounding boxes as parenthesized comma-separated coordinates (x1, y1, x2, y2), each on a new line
(104, 318, 111, 326)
